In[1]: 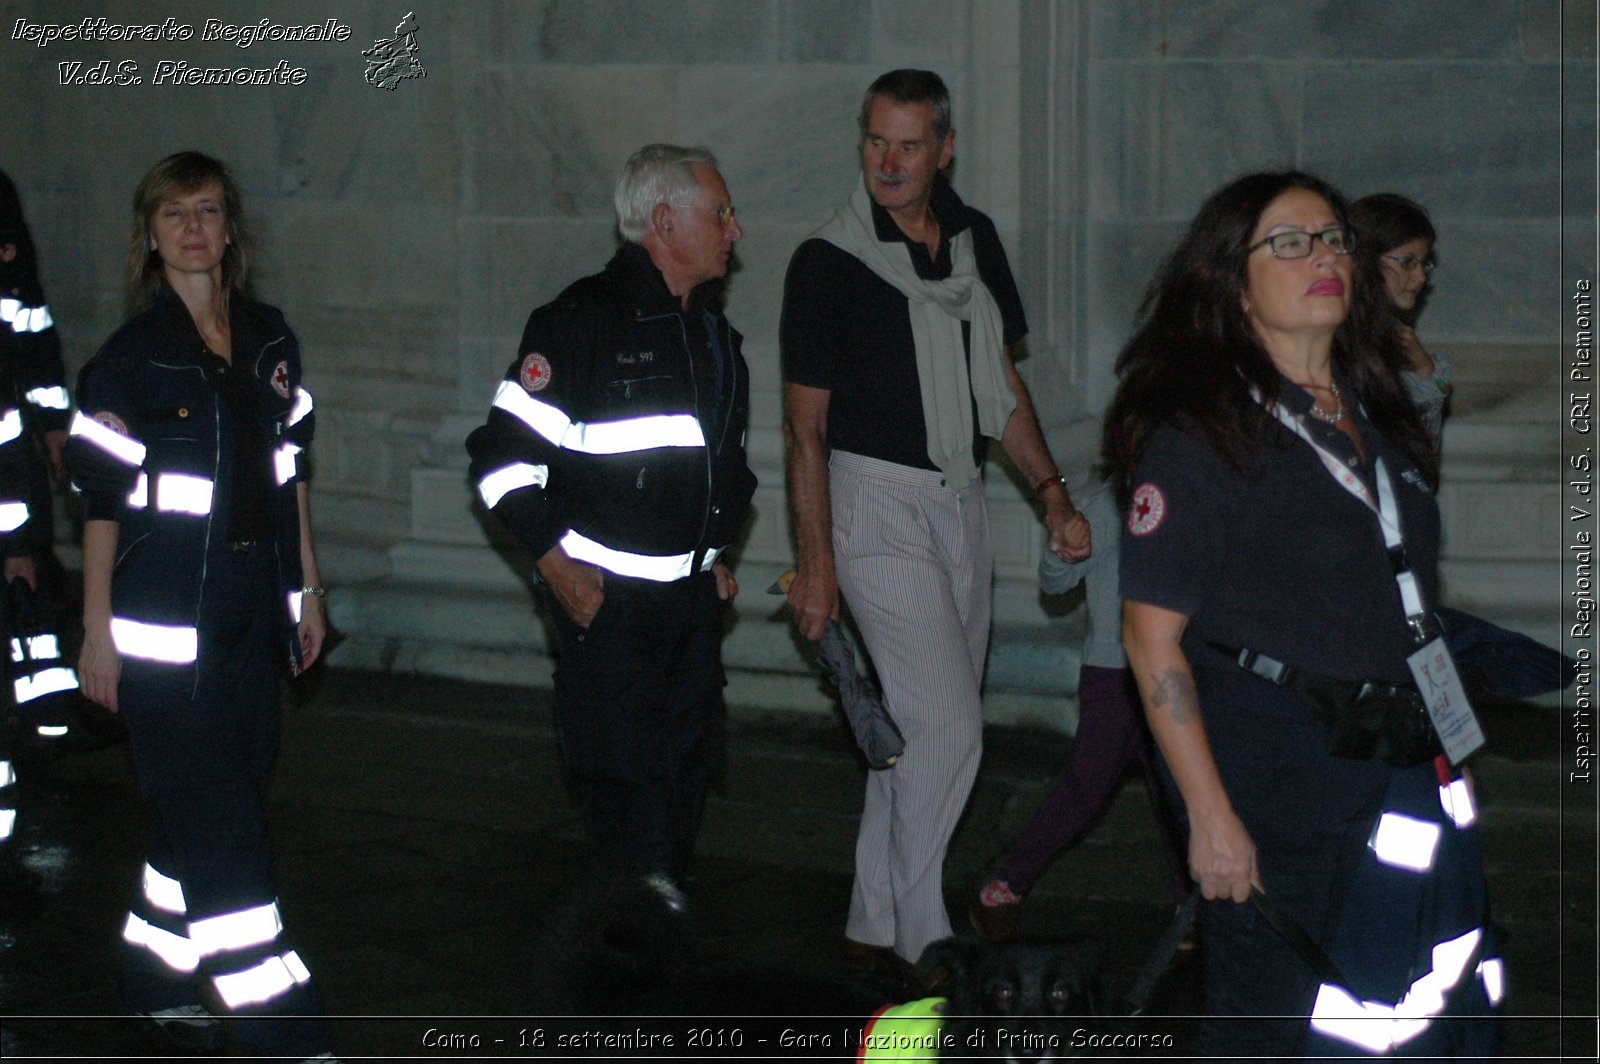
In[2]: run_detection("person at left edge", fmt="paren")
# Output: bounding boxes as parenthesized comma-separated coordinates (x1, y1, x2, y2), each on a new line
(65, 151, 333, 1059)
(466, 144, 756, 907)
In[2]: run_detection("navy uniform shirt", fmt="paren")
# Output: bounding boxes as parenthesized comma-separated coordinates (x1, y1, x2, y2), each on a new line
(1118, 381, 1441, 854)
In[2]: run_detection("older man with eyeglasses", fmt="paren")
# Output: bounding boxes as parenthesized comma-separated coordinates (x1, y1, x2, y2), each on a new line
(467, 145, 756, 908)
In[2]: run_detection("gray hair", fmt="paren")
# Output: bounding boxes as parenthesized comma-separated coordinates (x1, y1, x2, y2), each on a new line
(614, 144, 719, 243)
(858, 69, 952, 144)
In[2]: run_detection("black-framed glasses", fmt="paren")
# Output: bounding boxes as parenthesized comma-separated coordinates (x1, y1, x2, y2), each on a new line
(1249, 226, 1355, 259)
(670, 202, 737, 227)
(1380, 253, 1435, 274)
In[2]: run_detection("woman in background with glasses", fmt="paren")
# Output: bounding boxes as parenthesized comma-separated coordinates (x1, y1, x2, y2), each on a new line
(1350, 193, 1448, 445)
(1106, 171, 1498, 1059)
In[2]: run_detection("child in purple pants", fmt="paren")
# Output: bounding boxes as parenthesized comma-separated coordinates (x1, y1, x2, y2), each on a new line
(971, 484, 1189, 941)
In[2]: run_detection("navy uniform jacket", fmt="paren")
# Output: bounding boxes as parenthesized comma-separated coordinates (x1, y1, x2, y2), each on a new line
(466, 242, 756, 582)
(65, 289, 315, 685)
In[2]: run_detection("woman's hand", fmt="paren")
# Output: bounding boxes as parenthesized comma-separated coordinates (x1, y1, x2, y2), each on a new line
(711, 561, 739, 602)
(1189, 805, 1261, 903)
(297, 592, 327, 672)
(79, 620, 122, 713)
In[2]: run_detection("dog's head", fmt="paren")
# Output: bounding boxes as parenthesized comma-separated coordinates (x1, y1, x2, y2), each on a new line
(916, 935, 1106, 1061)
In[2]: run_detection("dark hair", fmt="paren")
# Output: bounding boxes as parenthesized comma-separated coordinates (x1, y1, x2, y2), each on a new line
(1103, 170, 1437, 496)
(127, 151, 251, 314)
(1349, 193, 1436, 259)
(858, 69, 952, 143)
(0, 170, 43, 302)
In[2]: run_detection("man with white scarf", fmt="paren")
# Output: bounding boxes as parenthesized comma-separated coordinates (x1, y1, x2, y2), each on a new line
(780, 69, 1091, 972)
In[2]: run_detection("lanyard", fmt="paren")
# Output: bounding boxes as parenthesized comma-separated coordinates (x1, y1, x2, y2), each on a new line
(1264, 399, 1432, 643)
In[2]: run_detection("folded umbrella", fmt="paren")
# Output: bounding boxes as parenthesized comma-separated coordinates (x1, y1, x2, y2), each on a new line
(771, 571, 903, 769)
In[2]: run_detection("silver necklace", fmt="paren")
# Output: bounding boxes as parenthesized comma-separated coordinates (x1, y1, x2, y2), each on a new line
(1306, 380, 1345, 424)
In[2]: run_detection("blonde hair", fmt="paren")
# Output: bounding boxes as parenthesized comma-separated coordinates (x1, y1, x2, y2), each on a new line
(126, 151, 251, 314)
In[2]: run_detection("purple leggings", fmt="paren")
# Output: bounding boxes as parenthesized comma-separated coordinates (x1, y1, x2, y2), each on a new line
(999, 665, 1189, 902)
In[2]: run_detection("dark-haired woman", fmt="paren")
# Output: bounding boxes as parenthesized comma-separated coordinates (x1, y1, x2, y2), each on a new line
(1106, 171, 1498, 1058)
(1350, 192, 1449, 444)
(66, 152, 332, 1059)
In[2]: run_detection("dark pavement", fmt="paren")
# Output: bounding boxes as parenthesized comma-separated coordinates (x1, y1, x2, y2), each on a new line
(0, 667, 1593, 1060)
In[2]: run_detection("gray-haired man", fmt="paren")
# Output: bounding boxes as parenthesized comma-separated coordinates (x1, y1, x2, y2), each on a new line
(467, 145, 756, 902)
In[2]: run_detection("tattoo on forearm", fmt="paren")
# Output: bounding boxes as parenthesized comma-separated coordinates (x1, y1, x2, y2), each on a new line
(1149, 667, 1199, 727)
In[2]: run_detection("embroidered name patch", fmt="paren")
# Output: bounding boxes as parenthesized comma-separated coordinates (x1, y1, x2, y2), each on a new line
(271, 360, 292, 398)
(520, 352, 552, 392)
(1128, 483, 1166, 536)
(93, 411, 129, 436)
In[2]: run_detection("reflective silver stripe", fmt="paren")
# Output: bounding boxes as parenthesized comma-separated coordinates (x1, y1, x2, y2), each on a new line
(1309, 927, 1482, 1052)
(0, 407, 22, 444)
(15, 667, 78, 703)
(0, 501, 27, 532)
(1477, 957, 1505, 1005)
(24, 385, 70, 411)
(478, 462, 547, 508)
(212, 949, 311, 1009)
(35, 723, 69, 737)
(123, 911, 200, 973)
(288, 590, 303, 624)
(1368, 811, 1440, 873)
(189, 900, 283, 957)
(492, 380, 706, 454)
(143, 863, 187, 914)
(274, 441, 300, 485)
(0, 808, 13, 840)
(127, 472, 148, 508)
(153, 473, 214, 515)
(13, 634, 62, 662)
(1438, 778, 1476, 829)
(110, 617, 198, 664)
(69, 410, 147, 466)
(560, 529, 720, 583)
(287, 387, 314, 427)
(0, 298, 52, 333)
(0, 759, 13, 787)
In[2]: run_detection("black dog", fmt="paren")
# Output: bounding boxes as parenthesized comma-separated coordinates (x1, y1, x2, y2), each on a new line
(865, 935, 1106, 1062)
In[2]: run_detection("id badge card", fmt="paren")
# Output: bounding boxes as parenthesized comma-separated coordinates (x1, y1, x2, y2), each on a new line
(1407, 637, 1486, 764)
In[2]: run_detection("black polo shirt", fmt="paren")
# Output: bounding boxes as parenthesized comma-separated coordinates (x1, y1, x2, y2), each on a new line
(1118, 384, 1441, 848)
(779, 179, 1027, 471)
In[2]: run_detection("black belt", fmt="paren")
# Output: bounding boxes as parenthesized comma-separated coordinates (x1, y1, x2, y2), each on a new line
(227, 540, 265, 552)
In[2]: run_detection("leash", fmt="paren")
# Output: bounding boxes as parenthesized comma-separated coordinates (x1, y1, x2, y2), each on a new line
(1123, 889, 1363, 1015)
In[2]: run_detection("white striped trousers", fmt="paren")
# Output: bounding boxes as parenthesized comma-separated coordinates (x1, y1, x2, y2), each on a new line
(830, 450, 991, 962)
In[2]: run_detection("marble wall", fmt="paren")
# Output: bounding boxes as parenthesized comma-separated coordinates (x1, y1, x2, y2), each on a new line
(0, 0, 1585, 711)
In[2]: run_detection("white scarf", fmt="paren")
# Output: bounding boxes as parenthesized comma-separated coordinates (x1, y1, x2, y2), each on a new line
(813, 181, 1015, 490)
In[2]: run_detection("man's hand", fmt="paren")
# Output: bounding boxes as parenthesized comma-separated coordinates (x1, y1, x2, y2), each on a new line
(537, 544, 605, 627)
(3, 554, 36, 590)
(786, 561, 839, 643)
(712, 560, 739, 601)
(1046, 501, 1091, 562)
(44, 428, 67, 480)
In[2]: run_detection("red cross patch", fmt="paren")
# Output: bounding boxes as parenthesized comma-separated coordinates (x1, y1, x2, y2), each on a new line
(1128, 483, 1166, 537)
(92, 411, 128, 436)
(519, 352, 552, 393)
(271, 360, 292, 399)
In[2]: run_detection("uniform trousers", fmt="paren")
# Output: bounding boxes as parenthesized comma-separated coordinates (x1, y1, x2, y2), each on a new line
(118, 544, 327, 1058)
(830, 451, 990, 963)
(548, 569, 727, 883)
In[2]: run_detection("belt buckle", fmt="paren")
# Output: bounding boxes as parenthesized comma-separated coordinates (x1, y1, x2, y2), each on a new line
(228, 540, 261, 552)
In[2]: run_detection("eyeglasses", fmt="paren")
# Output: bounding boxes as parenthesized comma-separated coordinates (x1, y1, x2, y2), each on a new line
(1380, 253, 1435, 274)
(670, 202, 737, 227)
(1248, 227, 1356, 259)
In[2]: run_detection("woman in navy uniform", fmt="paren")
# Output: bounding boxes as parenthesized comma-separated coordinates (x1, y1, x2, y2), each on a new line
(1106, 171, 1499, 1058)
(66, 151, 332, 1059)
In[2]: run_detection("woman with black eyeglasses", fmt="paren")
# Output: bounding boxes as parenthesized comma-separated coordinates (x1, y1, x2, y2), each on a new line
(1350, 193, 1449, 445)
(1105, 171, 1499, 1059)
